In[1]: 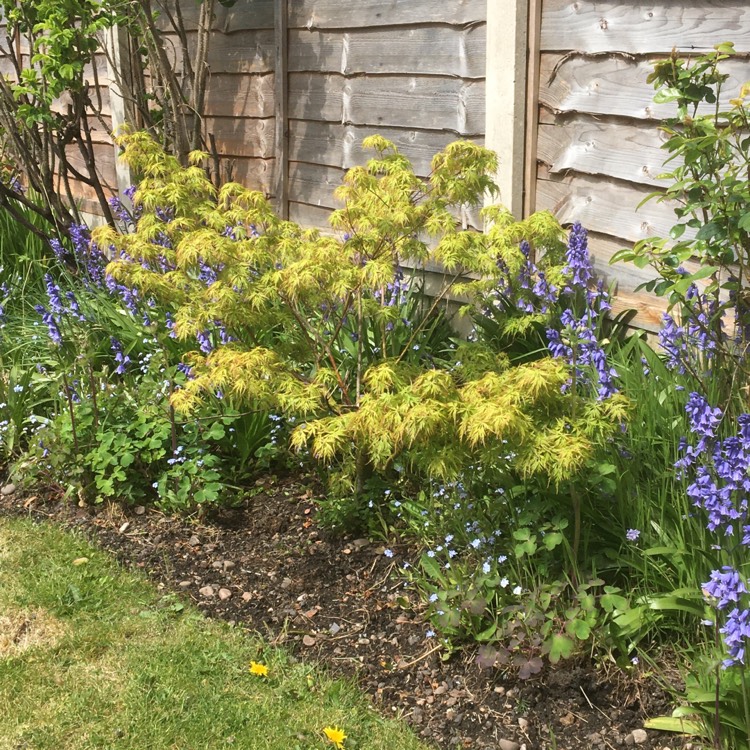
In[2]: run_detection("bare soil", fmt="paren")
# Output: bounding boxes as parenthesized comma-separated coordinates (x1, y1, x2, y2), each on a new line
(0, 472, 693, 750)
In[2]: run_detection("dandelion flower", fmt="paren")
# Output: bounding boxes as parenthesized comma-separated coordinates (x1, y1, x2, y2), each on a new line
(323, 726, 347, 749)
(248, 661, 268, 677)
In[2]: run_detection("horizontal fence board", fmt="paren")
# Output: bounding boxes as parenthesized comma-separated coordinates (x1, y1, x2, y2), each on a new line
(541, 0, 750, 53)
(289, 161, 345, 207)
(289, 0, 486, 29)
(160, 1, 275, 31)
(535, 167, 681, 244)
(205, 73, 275, 117)
(157, 30, 275, 74)
(289, 25, 486, 78)
(289, 201, 333, 230)
(207, 28, 275, 73)
(539, 54, 750, 121)
(227, 155, 275, 194)
(537, 113, 672, 187)
(205, 116, 276, 158)
(289, 120, 483, 176)
(289, 73, 485, 133)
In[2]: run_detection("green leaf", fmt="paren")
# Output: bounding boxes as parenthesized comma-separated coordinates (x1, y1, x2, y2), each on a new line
(670, 223, 687, 239)
(653, 87, 683, 103)
(695, 222, 722, 241)
(644, 716, 702, 735)
(547, 633, 574, 664)
(542, 532, 563, 551)
(420, 554, 448, 586)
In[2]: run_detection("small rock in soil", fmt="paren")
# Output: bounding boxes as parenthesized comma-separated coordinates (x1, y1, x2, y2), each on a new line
(329, 622, 341, 635)
(302, 634, 316, 646)
(118, 522, 130, 533)
(218, 588, 232, 601)
(199, 585, 215, 597)
(178, 580, 192, 588)
(1, 484, 16, 496)
(241, 592, 252, 601)
(498, 740, 520, 750)
(188, 535, 200, 547)
(134, 505, 146, 515)
(223, 560, 235, 571)
(517, 717, 529, 732)
(635, 728, 649, 744)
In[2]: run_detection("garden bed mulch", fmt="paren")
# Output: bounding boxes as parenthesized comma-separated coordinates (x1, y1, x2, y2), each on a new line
(0, 473, 690, 750)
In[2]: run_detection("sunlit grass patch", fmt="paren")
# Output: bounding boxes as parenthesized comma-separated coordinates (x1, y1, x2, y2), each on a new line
(0, 518, 430, 750)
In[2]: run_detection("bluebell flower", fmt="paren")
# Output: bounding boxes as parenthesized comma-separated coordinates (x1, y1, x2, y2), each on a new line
(703, 567, 748, 610)
(110, 338, 131, 375)
(564, 222, 594, 291)
(720, 607, 750, 666)
(34, 304, 62, 345)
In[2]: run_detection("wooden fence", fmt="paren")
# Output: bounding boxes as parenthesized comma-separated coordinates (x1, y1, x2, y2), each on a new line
(8, 1, 750, 330)
(532, 1, 750, 328)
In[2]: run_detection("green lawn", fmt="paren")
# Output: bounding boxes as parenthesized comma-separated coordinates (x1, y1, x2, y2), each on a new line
(0, 517, 430, 750)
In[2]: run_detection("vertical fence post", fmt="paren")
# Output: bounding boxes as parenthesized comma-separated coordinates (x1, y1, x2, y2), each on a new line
(104, 25, 133, 198)
(523, 0, 542, 218)
(274, 0, 289, 219)
(485, 0, 529, 220)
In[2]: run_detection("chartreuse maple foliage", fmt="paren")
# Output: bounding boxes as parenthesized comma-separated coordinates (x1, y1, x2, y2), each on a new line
(97, 131, 627, 489)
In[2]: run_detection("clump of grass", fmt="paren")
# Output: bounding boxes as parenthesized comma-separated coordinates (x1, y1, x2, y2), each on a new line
(0, 517, 430, 750)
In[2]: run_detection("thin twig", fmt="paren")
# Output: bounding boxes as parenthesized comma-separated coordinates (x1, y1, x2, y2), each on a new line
(397, 643, 442, 669)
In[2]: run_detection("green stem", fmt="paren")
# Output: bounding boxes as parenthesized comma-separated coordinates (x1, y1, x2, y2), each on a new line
(740, 664, 750, 750)
(61, 371, 78, 455)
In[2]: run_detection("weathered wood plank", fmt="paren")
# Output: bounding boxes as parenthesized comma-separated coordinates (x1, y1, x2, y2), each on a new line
(289, 73, 485, 134)
(289, 25, 485, 78)
(207, 28, 275, 73)
(288, 161, 345, 207)
(205, 116, 275, 158)
(289, 0, 486, 29)
(541, 0, 750, 53)
(156, 29, 275, 74)
(205, 73, 275, 117)
(228, 156, 274, 194)
(289, 121, 483, 176)
(158, 1, 275, 32)
(539, 53, 750, 120)
(289, 201, 332, 230)
(486, 0, 527, 218)
(534, 167, 679, 244)
(536, 114, 672, 187)
(274, 0, 289, 218)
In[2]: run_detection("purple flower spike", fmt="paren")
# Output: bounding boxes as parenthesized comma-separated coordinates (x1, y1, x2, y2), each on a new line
(564, 222, 593, 291)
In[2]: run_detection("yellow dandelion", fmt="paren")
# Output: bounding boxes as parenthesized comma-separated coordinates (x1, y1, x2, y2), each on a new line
(323, 726, 347, 749)
(248, 661, 269, 677)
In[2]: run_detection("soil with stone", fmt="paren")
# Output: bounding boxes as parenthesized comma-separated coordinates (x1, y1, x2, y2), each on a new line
(0, 473, 694, 750)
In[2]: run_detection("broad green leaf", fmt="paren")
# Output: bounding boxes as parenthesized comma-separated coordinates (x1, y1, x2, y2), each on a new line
(644, 716, 702, 735)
